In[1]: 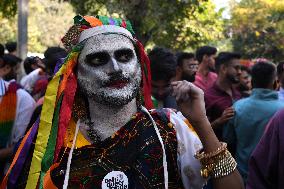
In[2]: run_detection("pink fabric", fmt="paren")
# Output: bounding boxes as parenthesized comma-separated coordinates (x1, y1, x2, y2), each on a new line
(194, 71, 217, 91)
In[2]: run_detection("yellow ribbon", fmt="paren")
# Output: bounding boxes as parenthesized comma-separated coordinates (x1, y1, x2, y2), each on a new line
(25, 64, 66, 189)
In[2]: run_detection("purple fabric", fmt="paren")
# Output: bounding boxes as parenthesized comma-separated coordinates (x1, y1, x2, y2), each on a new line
(246, 108, 284, 189)
(7, 119, 40, 188)
(53, 58, 65, 75)
(205, 82, 241, 139)
(109, 18, 116, 25)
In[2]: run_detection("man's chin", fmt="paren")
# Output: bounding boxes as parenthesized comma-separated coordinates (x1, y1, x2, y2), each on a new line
(92, 86, 138, 107)
(91, 93, 135, 107)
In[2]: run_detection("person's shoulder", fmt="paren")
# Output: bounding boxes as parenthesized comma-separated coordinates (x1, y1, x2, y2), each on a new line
(273, 108, 284, 120)
(234, 97, 249, 105)
(232, 98, 249, 113)
(204, 84, 218, 97)
(17, 88, 35, 103)
(208, 71, 218, 78)
(275, 101, 284, 110)
(264, 108, 284, 135)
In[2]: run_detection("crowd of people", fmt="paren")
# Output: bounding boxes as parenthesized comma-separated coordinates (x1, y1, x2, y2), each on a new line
(0, 15, 283, 189)
(149, 45, 284, 188)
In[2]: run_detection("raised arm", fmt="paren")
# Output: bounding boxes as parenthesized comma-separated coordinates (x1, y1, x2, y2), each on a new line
(171, 80, 244, 189)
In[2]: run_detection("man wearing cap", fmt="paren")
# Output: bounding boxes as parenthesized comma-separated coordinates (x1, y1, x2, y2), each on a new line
(1, 15, 243, 189)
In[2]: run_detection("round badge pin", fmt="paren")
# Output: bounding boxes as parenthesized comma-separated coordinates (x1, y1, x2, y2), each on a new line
(102, 171, 128, 189)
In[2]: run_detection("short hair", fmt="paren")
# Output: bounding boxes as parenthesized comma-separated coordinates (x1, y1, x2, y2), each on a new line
(276, 61, 284, 76)
(0, 54, 21, 68)
(24, 56, 38, 74)
(43, 47, 67, 74)
(5, 42, 17, 53)
(196, 46, 217, 63)
(251, 61, 276, 88)
(44, 47, 66, 60)
(176, 52, 195, 67)
(215, 52, 241, 72)
(241, 65, 251, 75)
(0, 44, 4, 56)
(148, 47, 177, 82)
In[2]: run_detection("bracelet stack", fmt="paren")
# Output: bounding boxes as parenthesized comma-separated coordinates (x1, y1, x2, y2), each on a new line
(195, 142, 237, 179)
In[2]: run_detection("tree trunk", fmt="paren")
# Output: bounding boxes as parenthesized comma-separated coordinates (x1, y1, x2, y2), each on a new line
(17, 0, 28, 80)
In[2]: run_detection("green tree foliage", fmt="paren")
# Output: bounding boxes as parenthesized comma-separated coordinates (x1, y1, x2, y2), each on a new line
(70, 0, 224, 51)
(0, 0, 17, 18)
(0, 15, 17, 44)
(0, 0, 75, 53)
(230, 0, 284, 61)
(28, 0, 75, 52)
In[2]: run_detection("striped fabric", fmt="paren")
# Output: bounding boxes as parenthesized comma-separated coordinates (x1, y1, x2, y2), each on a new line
(0, 82, 17, 148)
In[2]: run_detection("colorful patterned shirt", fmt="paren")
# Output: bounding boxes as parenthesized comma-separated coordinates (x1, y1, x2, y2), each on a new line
(15, 109, 206, 189)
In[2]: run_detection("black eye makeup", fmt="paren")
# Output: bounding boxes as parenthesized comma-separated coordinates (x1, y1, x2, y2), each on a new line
(85, 52, 110, 66)
(114, 49, 134, 63)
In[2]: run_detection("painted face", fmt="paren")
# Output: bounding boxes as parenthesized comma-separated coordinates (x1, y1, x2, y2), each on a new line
(77, 34, 141, 106)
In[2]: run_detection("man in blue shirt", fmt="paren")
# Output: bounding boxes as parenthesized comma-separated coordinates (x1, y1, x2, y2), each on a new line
(223, 61, 284, 183)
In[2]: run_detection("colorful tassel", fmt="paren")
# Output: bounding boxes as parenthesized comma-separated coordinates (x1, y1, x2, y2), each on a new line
(136, 40, 153, 109)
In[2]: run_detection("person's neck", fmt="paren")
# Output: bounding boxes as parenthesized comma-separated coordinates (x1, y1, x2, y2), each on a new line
(88, 98, 138, 140)
(198, 63, 210, 77)
(216, 77, 233, 96)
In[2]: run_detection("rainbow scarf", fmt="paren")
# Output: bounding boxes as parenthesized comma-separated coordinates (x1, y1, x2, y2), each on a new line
(0, 82, 18, 148)
(1, 15, 153, 189)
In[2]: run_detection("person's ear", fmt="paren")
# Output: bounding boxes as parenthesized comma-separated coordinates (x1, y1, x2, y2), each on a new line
(176, 66, 182, 73)
(203, 55, 208, 63)
(220, 64, 227, 74)
(175, 66, 182, 81)
(273, 79, 279, 90)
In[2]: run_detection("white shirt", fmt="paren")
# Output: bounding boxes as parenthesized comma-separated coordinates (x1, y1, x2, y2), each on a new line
(0, 78, 36, 145)
(20, 68, 42, 93)
(169, 109, 206, 189)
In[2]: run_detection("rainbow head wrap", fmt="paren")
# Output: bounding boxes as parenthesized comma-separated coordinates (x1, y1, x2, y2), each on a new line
(1, 15, 153, 189)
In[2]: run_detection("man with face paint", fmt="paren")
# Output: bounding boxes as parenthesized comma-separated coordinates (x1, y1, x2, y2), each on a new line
(1, 16, 244, 189)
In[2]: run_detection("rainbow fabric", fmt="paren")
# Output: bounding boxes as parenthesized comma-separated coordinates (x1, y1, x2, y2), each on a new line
(1, 15, 153, 189)
(0, 82, 17, 148)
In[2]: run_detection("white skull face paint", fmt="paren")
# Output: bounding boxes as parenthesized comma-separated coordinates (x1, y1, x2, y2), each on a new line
(77, 34, 141, 106)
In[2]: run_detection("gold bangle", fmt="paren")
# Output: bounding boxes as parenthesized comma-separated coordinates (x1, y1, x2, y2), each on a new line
(195, 142, 227, 160)
(211, 150, 237, 178)
(198, 149, 237, 179)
